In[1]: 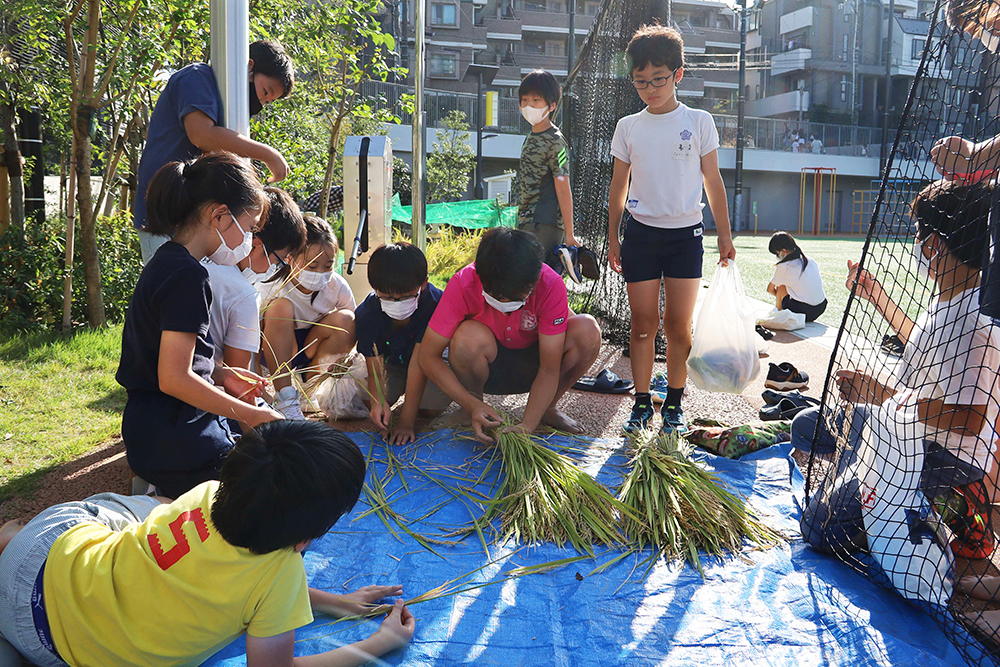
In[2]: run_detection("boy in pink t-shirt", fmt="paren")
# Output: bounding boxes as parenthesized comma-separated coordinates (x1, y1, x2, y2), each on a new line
(420, 228, 601, 443)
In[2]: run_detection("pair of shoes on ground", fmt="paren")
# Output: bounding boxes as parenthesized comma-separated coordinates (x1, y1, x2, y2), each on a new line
(758, 389, 819, 421)
(623, 397, 686, 435)
(881, 333, 905, 357)
(556, 244, 600, 284)
(764, 362, 809, 391)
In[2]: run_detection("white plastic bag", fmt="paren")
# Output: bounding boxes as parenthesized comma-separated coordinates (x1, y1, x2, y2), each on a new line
(686, 262, 760, 394)
(306, 352, 370, 420)
(757, 307, 806, 331)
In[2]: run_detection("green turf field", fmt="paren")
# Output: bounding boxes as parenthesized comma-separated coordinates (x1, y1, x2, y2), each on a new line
(701, 233, 928, 328)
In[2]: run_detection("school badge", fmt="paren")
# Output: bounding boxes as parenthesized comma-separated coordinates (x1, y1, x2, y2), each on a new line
(520, 311, 538, 331)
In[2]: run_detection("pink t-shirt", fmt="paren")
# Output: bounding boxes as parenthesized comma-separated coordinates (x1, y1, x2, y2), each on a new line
(428, 263, 569, 349)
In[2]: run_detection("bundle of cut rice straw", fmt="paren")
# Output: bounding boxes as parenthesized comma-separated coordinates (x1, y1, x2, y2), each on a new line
(617, 430, 784, 572)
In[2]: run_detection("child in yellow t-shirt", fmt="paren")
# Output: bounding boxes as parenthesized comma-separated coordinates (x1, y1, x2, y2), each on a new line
(0, 420, 414, 667)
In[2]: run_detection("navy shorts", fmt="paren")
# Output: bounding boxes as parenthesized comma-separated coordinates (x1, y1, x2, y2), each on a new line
(781, 295, 827, 323)
(484, 342, 540, 395)
(292, 327, 312, 369)
(619, 213, 704, 282)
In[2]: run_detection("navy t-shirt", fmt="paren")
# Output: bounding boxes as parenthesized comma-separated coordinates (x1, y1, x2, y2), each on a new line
(355, 284, 443, 366)
(134, 63, 223, 230)
(116, 242, 216, 391)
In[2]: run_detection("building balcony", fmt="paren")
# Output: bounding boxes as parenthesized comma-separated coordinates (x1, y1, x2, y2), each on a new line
(771, 48, 812, 76)
(746, 90, 810, 118)
(779, 7, 815, 35)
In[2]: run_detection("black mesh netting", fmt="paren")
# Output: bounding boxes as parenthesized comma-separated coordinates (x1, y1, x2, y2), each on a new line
(567, 0, 1000, 663)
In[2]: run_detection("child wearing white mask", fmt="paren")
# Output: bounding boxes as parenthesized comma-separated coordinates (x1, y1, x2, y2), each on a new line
(517, 69, 578, 273)
(116, 152, 282, 499)
(204, 187, 306, 374)
(355, 243, 452, 445)
(259, 215, 356, 419)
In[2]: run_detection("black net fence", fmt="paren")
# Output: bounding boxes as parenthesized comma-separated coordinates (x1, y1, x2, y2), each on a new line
(800, 0, 1000, 661)
(566, 0, 1000, 663)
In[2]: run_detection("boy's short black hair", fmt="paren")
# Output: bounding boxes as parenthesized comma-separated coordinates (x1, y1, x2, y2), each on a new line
(211, 420, 365, 555)
(519, 70, 561, 107)
(368, 242, 428, 295)
(475, 227, 543, 300)
(911, 179, 991, 269)
(250, 40, 294, 97)
(626, 24, 685, 73)
(260, 187, 307, 256)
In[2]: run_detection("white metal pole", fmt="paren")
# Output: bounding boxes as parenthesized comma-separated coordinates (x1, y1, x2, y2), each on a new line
(210, 0, 249, 137)
(412, 0, 427, 250)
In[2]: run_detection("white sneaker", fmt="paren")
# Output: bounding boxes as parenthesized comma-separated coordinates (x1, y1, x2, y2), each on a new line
(275, 386, 306, 420)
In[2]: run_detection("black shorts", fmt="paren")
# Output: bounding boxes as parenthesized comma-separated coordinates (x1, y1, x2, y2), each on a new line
(519, 222, 564, 272)
(484, 342, 540, 395)
(781, 295, 827, 322)
(619, 213, 704, 282)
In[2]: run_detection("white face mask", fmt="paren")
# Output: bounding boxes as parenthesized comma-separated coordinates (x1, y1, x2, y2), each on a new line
(297, 269, 333, 292)
(913, 239, 936, 281)
(981, 29, 1000, 52)
(380, 290, 421, 321)
(208, 215, 253, 266)
(520, 104, 550, 126)
(482, 289, 525, 313)
(242, 261, 278, 285)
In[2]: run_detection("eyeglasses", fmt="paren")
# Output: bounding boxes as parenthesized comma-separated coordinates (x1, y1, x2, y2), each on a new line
(261, 241, 288, 269)
(632, 74, 674, 90)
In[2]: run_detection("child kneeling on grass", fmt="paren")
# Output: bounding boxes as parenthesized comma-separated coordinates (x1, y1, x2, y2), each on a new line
(260, 215, 357, 420)
(356, 242, 453, 445)
(418, 227, 601, 444)
(0, 419, 414, 667)
(117, 152, 282, 500)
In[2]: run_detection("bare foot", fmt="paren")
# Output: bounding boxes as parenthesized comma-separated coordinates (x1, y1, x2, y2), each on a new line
(959, 575, 1000, 601)
(0, 519, 24, 556)
(541, 408, 583, 434)
(434, 409, 471, 429)
(963, 609, 1000, 640)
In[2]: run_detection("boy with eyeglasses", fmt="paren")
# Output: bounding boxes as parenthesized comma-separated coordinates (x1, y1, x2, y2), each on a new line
(355, 242, 452, 445)
(607, 24, 735, 435)
(205, 187, 306, 374)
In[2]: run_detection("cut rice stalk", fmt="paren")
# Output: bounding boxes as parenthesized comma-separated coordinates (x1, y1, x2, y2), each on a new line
(617, 430, 784, 574)
(480, 428, 632, 554)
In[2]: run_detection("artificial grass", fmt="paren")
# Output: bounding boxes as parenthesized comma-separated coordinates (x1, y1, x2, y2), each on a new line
(0, 325, 125, 502)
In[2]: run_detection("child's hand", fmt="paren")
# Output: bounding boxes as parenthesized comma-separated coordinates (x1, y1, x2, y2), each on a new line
(502, 423, 532, 437)
(930, 136, 973, 178)
(221, 367, 267, 404)
(471, 401, 503, 444)
(370, 401, 392, 433)
(263, 147, 290, 183)
(846, 260, 882, 303)
(389, 421, 417, 446)
(718, 237, 736, 267)
(337, 584, 405, 616)
(608, 239, 623, 274)
(372, 599, 415, 653)
(247, 406, 285, 428)
(834, 369, 877, 404)
(564, 233, 580, 249)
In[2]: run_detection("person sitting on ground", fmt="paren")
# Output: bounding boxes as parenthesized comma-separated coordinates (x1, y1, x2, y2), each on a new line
(117, 152, 283, 500)
(798, 179, 1000, 560)
(134, 40, 295, 263)
(418, 227, 602, 443)
(356, 242, 452, 445)
(205, 187, 307, 377)
(0, 420, 414, 667)
(259, 215, 357, 420)
(516, 69, 579, 272)
(766, 231, 827, 322)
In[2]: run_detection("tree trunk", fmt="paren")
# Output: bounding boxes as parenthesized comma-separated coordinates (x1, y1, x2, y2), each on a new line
(0, 103, 25, 238)
(317, 114, 346, 220)
(73, 109, 106, 327)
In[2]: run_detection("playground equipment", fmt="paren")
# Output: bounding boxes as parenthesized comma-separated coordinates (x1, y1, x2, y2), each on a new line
(342, 136, 393, 303)
(851, 179, 924, 239)
(798, 167, 837, 235)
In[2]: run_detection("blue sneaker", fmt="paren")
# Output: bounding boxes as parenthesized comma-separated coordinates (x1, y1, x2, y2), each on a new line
(556, 244, 584, 284)
(660, 405, 688, 435)
(649, 372, 669, 404)
(623, 398, 655, 434)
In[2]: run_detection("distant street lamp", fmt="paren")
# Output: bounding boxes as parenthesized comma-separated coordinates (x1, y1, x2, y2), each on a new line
(724, 0, 756, 233)
(463, 63, 500, 199)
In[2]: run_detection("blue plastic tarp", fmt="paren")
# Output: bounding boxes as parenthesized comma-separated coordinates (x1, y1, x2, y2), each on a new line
(204, 430, 971, 667)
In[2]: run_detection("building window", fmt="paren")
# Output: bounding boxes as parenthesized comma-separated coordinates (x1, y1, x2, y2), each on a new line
(429, 51, 459, 77)
(431, 2, 458, 27)
(911, 38, 925, 60)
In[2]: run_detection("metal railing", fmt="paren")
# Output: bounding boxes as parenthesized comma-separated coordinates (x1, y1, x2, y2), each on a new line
(359, 79, 884, 154)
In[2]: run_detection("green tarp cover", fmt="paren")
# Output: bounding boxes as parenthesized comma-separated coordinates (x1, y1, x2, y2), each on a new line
(391, 194, 517, 229)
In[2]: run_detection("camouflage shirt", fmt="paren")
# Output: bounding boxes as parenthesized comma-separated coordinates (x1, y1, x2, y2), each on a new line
(517, 125, 570, 229)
